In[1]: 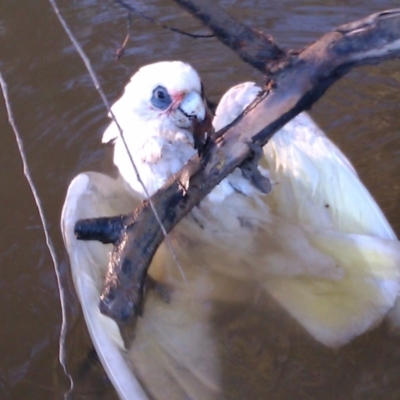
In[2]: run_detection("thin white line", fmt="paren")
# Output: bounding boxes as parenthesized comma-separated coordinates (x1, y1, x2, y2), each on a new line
(0, 71, 74, 398)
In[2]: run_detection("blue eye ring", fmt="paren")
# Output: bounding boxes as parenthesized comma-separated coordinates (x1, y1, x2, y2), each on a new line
(151, 86, 172, 110)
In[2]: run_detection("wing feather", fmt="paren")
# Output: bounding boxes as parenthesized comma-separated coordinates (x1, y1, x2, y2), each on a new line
(61, 172, 148, 400)
(213, 82, 400, 346)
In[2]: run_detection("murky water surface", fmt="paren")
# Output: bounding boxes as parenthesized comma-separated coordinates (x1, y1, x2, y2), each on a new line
(0, 0, 399, 399)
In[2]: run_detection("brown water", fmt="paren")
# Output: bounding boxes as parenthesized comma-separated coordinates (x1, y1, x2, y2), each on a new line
(0, 0, 399, 399)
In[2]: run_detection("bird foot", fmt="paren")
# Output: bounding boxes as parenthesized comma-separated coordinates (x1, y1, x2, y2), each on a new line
(240, 141, 272, 194)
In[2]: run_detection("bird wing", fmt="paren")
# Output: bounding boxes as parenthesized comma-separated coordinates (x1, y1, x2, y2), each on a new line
(61, 172, 149, 400)
(211, 82, 400, 347)
(262, 228, 400, 347)
(265, 112, 397, 239)
(61, 172, 229, 399)
(264, 118, 400, 346)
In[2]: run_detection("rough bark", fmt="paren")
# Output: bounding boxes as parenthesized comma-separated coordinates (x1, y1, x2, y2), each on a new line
(75, 6, 400, 325)
(173, 0, 287, 72)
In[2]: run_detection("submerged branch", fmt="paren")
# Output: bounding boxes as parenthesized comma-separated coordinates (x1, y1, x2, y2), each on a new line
(75, 7, 400, 325)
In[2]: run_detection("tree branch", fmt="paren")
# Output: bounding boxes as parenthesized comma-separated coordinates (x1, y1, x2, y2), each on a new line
(75, 6, 400, 325)
(173, 0, 287, 72)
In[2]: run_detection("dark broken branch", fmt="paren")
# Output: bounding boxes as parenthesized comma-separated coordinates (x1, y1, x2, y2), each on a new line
(113, 0, 214, 39)
(174, 0, 287, 73)
(75, 7, 400, 325)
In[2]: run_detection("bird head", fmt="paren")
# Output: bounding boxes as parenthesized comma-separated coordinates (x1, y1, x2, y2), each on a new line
(125, 61, 207, 127)
(105, 61, 212, 154)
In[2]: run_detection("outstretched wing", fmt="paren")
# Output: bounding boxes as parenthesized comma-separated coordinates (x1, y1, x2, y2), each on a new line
(61, 172, 148, 400)
(213, 82, 400, 347)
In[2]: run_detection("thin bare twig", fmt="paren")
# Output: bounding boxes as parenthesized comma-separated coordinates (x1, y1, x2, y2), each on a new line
(173, 0, 287, 72)
(0, 71, 74, 397)
(48, 0, 187, 282)
(115, 12, 132, 60)
(113, 0, 214, 38)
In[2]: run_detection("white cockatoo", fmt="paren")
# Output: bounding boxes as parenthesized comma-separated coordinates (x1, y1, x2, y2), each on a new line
(101, 61, 206, 196)
(62, 61, 400, 399)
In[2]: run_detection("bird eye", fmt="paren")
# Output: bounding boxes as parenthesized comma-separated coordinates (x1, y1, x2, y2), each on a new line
(151, 86, 172, 110)
(156, 89, 165, 99)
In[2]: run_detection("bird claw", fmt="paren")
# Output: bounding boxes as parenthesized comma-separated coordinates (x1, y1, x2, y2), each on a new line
(240, 141, 272, 194)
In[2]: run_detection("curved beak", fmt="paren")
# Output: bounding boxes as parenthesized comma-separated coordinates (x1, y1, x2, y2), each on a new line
(178, 91, 206, 121)
(170, 91, 206, 129)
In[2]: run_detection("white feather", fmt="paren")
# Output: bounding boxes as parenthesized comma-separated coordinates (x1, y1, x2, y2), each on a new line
(61, 172, 148, 400)
(210, 81, 400, 346)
